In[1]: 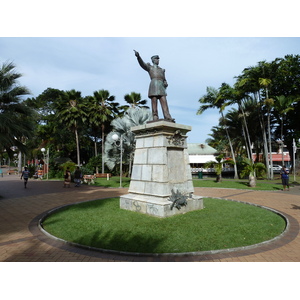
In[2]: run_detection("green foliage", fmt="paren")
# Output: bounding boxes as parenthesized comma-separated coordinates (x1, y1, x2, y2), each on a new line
(204, 154, 234, 182)
(104, 107, 152, 171)
(80, 165, 94, 176)
(60, 161, 77, 173)
(85, 154, 102, 173)
(0, 60, 34, 156)
(240, 158, 266, 178)
(48, 168, 64, 179)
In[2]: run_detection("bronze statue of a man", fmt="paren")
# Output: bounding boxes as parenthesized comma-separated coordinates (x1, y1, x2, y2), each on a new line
(134, 50, 175, 122)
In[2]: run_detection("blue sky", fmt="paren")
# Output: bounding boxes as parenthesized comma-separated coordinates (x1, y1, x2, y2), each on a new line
(1, 37, 300, 143)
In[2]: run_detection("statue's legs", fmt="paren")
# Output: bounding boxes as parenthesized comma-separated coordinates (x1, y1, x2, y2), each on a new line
(159, 96, 174, 122)
(151, 97, 159, 120)
(151, 96, 175, 122)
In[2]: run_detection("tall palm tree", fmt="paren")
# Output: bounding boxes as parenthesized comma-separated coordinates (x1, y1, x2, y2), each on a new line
(56, 90, 87, 166)
(273, 95, 298, 165)
(88, 89, 119, 174)
(235, 63, 273, 178)
(197, 86, 238, 179)
(0, 61, 33, 156)
(123, 92, 149, 109)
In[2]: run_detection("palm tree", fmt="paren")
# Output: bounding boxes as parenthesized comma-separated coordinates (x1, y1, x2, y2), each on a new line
(88, 90, 119, 174)
(104, 108, 152, 175)
(273, 95, 298, 165)
(197, 86, 239, 179)
(0, 61, 33, 156)
(240, 158, 266, 187)
(234, 63, 273, 179)
(204, 154, 234, 182)
(56, 90, 87, 166)
(123, 92, 149, 109)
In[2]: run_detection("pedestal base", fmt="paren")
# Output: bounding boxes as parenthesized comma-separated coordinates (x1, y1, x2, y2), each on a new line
(120, 193, 203, 218)
(121, 120, 204, 217)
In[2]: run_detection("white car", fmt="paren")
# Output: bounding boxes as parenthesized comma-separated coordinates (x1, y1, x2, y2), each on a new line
(272, 165, 282, 172)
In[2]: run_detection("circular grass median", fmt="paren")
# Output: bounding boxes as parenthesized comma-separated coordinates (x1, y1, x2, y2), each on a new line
(40, 197, 286, 254)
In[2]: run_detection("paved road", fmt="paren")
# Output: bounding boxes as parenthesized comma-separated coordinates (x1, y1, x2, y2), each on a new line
(1, 174, 300, 261)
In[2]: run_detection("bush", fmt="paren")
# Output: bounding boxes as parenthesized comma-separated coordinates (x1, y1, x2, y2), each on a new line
(85, 155, 102, 173)
(80, 165, 94, 175)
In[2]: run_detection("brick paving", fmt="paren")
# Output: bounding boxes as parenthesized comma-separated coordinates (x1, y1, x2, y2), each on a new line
(1, 174, 300, 262)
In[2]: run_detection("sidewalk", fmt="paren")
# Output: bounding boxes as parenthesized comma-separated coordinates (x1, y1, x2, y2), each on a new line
(1, 174, 300, 262)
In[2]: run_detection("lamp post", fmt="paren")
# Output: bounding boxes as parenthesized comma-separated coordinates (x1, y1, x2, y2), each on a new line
(276, 139, 285, 167)
(293, 138, 296, 182)
(41, 148, 49, 180)
(112, 133, 123, 188)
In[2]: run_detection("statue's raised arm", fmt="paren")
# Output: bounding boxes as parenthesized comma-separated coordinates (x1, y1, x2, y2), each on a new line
(133, 50, 149, 72)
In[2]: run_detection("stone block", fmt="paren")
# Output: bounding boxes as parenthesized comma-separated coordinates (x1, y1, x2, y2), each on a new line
(143, 136, 154, 148)
(131, 164, 142, 180)
(148, 148, 167, 164)
(135, 137, 144, 149)
(133, 148, 148, 164)
(141, 165, 152, 181)
(128, 180, 145, 194)
(152, 165, 169, 182)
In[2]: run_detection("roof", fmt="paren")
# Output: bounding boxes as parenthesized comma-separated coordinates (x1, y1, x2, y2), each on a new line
(187, 143, 218, 155)
(252, 153, 291, 162)
(189, 155, 217, 164)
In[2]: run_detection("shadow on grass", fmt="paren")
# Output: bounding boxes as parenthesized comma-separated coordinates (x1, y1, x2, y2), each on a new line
(73, 229, 165, 253)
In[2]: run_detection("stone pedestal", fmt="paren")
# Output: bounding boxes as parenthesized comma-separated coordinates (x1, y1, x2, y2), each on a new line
(120, 120, 203, 217)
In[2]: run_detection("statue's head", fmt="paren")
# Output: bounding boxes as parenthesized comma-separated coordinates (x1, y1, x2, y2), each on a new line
(151, 55, 160, 64)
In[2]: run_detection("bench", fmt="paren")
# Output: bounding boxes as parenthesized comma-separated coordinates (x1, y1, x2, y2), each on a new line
(83, 175, 95, 185)
(6, 170, 18, 175)
(94, 173, 111, 179)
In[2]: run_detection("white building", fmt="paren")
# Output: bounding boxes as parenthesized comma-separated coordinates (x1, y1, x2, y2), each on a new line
(187, 143, 218, 174)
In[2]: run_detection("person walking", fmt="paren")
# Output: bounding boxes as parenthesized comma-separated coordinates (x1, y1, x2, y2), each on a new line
(74, 166, 82, 187)
(20, 166, 30, 188)
(63, 167, 71, 188)
(280, 165, 290, 191)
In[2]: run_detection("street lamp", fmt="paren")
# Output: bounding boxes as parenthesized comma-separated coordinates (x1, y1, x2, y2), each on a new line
(276, 139, 285, 167)
(112, 133, 123, 188)
(41, 148, 49, 180)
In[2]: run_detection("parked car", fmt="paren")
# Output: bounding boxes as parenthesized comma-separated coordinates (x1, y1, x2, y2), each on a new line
(272, 165, 282, 173)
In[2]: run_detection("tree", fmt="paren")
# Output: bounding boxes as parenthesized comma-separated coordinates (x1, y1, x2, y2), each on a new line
(104, 108, 152, 175)
(123, 92, 149, 110)
(87, 89, 119, 174)
(273, 95, 298, 165)
(240, 158, 266, 187)
(234, 62, 274, 179)
(204, 154, 234, 182)
(0, 61, 34, 157)
(197, 85, 239, 179)
(56, 89, 87, 166)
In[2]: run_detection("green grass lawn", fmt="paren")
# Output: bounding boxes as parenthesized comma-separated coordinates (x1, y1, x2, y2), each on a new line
(192, 178, 285, 190)
(93, 176, 131, 188)
(93, 176, 296, 190)
(42, 197, 286, 254)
